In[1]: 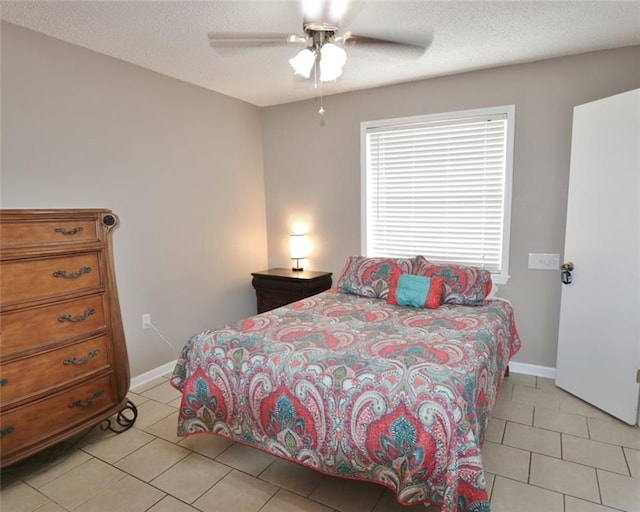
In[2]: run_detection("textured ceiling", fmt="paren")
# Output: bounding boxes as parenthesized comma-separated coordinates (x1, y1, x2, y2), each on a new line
(2, 1, 639, 107)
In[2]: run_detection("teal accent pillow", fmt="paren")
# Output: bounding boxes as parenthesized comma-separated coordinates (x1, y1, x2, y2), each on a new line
(396, 274, 432, 307)
(388, 271, 445, 309)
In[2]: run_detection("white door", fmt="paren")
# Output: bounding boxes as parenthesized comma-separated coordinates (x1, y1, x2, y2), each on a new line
(556, 88, 640, 425)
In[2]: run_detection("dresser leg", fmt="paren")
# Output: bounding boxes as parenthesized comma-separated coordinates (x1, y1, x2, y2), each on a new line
(99, 399, 137, 434)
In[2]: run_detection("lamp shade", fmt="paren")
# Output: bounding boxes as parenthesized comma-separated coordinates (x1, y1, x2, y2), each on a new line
(289, 234, 308, 259)
(290, 233, 309, 271)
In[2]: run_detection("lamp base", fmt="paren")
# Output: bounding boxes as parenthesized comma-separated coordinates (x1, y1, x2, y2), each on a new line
(292, 267, 304, 272)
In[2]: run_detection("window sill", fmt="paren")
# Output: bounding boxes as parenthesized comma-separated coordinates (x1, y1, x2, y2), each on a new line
(492, 274, 510, 285)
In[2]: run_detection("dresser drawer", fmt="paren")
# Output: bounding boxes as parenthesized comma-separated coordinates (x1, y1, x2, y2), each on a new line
(0, 295, 107, 356)
(0, 219, 98, 249)
(0, 374, 115, 458)
(0, 209, 131, 468)
(1, 253, 102, 306)
(0, 335, 111, 406)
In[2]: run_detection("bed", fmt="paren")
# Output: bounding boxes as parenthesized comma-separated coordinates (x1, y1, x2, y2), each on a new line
(171, 256, 521, 511)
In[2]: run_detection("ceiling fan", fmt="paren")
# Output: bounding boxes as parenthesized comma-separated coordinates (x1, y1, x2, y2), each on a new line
(207, 0, 432, 83)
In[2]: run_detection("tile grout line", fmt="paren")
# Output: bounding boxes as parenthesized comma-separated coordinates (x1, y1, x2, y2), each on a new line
(526, 441, 532, 485)
(369, 486, 386, 512)
(621, 447, 633, 479)
(528, 402, 538, 485)
(68, 461, 130, 512)
(147, 452, 231, 506)
(11, 434, 116, 511)
(140, 417, 342, 511)
(496, 472, 620, 510)
(254, 458, 281, 512)
(594, 467, 605, 507)
(140, 494, 188, 512)
(89, 424, 232, 511)
(495, 406, 623, 507)
(495, 473, 567, 502)
(79, 427, 156, 466)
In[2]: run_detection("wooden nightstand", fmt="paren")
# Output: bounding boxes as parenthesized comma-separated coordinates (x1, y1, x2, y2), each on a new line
(251, 268, 333, 313)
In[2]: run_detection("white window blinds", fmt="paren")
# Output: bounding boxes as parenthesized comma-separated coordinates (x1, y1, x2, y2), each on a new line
(362, 106, 514, 282)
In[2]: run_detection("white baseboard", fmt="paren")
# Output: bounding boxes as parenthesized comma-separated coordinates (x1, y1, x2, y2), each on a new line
(131, 360, 177, 391)
(509, 361, 556, 380)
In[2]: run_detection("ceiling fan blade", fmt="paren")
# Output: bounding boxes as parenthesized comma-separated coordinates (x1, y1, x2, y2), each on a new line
(342, 32, 433, 58)
(207, 32, 307, 48)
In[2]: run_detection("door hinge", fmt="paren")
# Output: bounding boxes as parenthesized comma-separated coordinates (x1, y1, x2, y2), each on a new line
(637, 369, 640, 384)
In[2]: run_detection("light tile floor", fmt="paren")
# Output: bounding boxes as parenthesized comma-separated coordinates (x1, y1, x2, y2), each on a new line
(2, 373, 639, 512)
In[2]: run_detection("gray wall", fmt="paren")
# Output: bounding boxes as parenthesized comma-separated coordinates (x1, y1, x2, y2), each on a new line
(4, 20, 639, 373)
(1, 22, 268, 377)
(261, 46, 640, 368)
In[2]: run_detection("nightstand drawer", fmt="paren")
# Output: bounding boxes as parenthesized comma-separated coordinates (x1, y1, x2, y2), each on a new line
(0, 335, 111, 406)
(0, 294, 107, 355)
(256, 293, 293, 312)
(251, 268, 332, 313)
(0, 219, 99, 249)
(0, 373, 115, 459)
(1, 252, 102, 306)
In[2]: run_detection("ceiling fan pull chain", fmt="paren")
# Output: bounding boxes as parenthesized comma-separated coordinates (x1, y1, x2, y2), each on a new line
(313, 53, 326, 114)
(313, 53, 319, 89)
(319, 81, 325, 116)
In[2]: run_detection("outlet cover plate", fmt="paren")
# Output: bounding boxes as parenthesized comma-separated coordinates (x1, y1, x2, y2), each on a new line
(528, 253, 560, 270)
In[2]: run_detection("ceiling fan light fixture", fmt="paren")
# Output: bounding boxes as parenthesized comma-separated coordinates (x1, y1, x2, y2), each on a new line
(319, 42, 346, 81)
(289, 48, 316, 78)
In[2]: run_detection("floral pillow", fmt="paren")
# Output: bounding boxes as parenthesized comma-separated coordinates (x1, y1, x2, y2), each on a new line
(413, 255, 493, 306)
(337, 256, 414, 299)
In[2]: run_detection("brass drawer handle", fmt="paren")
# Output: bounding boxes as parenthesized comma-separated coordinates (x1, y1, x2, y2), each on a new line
(0, 379, 7, 386)
(64, 348, 100, 366)
(55, 226, 84, 236)
(69, 389, 104, 408)
(0, 426, 15, 438)
(58, 308, 96, 323)
(53, 267, 92, 279)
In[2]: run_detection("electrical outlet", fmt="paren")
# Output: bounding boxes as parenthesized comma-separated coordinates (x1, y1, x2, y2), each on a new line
(142, 313, 151, 330)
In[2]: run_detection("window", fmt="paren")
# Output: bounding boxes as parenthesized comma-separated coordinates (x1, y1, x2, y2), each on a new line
(361, 106, 515, 284)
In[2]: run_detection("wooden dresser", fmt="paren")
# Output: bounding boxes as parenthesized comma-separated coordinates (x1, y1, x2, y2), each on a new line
(0, 209, 135, 467)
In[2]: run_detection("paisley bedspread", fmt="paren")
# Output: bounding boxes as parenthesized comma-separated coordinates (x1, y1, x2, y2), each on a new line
(171, 290, 521, 511)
